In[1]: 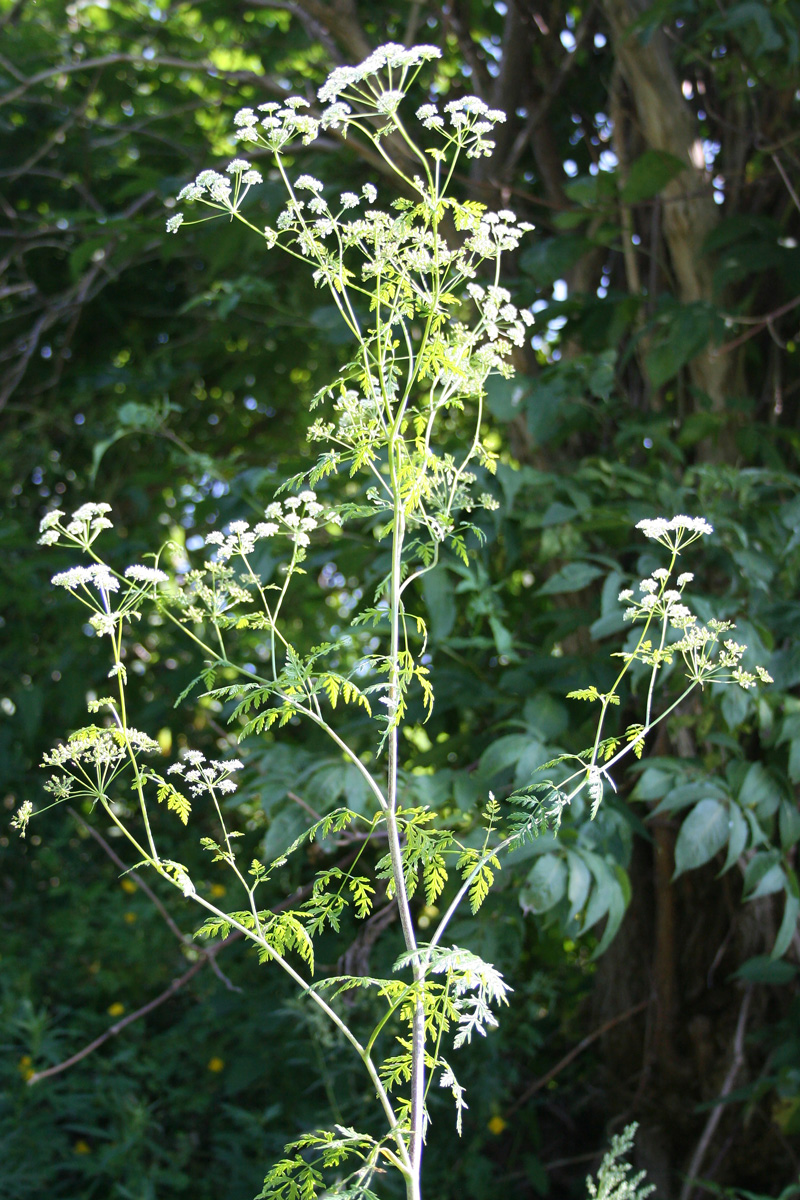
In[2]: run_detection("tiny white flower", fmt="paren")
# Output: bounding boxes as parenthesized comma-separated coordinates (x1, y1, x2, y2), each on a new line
(166, 213, 184, 233)
(40, 509, 65, 532)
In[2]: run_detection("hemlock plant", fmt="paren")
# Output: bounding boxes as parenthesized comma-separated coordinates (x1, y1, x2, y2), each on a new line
(19, 44, 771, 1200)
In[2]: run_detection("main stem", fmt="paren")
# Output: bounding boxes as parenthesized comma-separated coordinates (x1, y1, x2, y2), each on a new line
(385, 442, 425, 1200)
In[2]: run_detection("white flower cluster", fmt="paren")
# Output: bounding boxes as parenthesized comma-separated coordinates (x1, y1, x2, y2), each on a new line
(205, 490, 340, 557)
(635, 514, 713, 550)
(245, 97, 320, 153)
(417, 95, 507, 158)
(466, 283, 534, 348)
(317, 43, 441, 104)
(618, 568, 694, 629)
(265, 181, 379, 257)
(462, 210, 535, 260)
(52, 563, 120, 596)
(167, 749, 244, 797)
(125, 565, 169, 585)
(38, 502, 113, 548)
(169, 158, 265, 233)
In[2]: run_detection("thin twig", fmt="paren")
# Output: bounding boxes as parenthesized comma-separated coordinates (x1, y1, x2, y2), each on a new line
(772, 153, 800, 216)
(29, 832, 363, 1085)
(0, 53, 287, 109)
(68, 806, 241, 991)
(713, 295, 800, 357)
(506, 998, 650, 1116)
(27, 936, 240, 1085)
(287, 790, 323, 822)
(678, 985, 753, 1200)
(70, 807, 187, 939)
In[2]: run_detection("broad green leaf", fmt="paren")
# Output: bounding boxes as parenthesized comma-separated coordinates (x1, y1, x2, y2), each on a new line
(591, 874, 628, 958)
(522, 692, 569, 739)
(484, 375, 532, 421)
(738, 762, 779, 820)
(538, 561, 605, 595)
(520, 854, 568, 914)
(789, 741, 800, 785)
(652, 781, 725, 816)
(673, 799, 730, 878)
(719, 804, 749, 875)
(633, 766, 681, 803)
(735, 956, 797, 985)
(513, 740, 551, 787)
(779, 799, 800, 850)
(743, 851, 785, 900)
(582, 871, 613, 930)
(644, 301, 722, 389)
(620, 150, 687, 204)
(420, 564, 456, 641)
(722, 685, 753, 732)
(772, 890, 800, 960)
(478, 733, 533, 781)
(565, 850, 592, 919)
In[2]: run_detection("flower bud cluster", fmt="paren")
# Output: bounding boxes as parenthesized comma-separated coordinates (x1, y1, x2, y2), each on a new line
(43, 725, 160, 771)
(672, 620, 773, 689)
